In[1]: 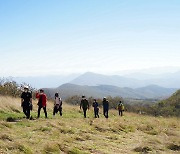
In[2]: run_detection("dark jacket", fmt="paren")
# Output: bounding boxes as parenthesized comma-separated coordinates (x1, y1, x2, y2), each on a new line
(103, 100, 109, 110)
(80, 99, 89, 109)
(93, 102, 99, 110)
(21, 92, 32, 106)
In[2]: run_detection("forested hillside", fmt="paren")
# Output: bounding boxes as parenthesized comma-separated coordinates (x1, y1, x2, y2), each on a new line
(154, 90, 180, 117)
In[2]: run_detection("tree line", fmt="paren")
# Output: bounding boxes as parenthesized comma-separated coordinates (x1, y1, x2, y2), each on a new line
(0, 78, 36, 98)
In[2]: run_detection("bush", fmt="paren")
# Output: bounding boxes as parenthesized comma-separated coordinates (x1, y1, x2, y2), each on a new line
(0, 78, 36, 98)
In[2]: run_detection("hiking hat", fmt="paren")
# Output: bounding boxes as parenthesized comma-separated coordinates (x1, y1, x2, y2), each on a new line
(24, 86, 29, 89)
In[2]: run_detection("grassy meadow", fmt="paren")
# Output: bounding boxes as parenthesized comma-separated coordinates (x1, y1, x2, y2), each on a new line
(0, 96, 180, 154)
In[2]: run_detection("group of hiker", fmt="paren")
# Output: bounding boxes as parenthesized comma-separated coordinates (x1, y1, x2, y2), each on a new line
(21, 87, 49, 119)
(80, 95, 124, 118)
(21, 86, 124, 119)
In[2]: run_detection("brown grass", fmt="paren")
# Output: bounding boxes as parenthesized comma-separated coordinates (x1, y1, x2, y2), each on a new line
(0, 96, 180, 154)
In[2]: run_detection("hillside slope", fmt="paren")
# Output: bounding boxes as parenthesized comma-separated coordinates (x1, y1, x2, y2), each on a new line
(44, 83, 176, 100)
(0, 96, 180, 153)
(155, 90, 180, 116)
(135, 85, 176, 99)
(44, 84, 144, 99)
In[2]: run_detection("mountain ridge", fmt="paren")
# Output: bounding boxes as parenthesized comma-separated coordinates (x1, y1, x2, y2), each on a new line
(44, 83, 177, 100)
(70, 72, 180, 88)
(5, 70, 180, 89)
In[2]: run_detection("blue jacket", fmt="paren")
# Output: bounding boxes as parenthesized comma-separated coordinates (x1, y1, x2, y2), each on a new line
(93, 102, 99, 110)
(103, 100, 109, 110)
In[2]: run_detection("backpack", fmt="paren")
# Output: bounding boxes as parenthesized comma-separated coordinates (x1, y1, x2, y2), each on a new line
(122, 104, 124, 111)
(118, 103, 124, 111)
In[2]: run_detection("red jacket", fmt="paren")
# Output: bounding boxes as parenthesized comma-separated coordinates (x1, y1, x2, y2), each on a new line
(36, 93, 47, 107)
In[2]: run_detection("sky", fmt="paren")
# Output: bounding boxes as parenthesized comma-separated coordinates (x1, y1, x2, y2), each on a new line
(0, 0, 180, 77)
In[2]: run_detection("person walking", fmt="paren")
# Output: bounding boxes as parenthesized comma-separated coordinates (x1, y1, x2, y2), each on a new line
(117, 101, 124, 116)
(80, 95, 89, 118)
(21, 86, 32, 119)
(102, 97, 109, 118)
(92, 99, 99, 118)
(53, 93, 62, 116)
(36, 89, 47, 118)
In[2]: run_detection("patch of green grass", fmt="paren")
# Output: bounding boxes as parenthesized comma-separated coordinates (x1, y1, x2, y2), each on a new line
(43, 143, 60, 154)
(17, 144, 33, 154)
(113, 124, 135, 133)
(34, 126, 52, 132)
(138, 124, 159, 135)
(0, 110, 24, 121)
(62, 109, 83, 118)
(60, 127, 76, 134)
(15, 120, 33, 127)
(68, 147, 89, 154)
(0, 121, 13, 128)
(6, 143, 32, 154)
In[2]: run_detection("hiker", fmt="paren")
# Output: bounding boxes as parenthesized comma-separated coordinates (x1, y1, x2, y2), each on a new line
(21, 86, 32, 119)
(80, 95, 89, 118)
(92, 99, 99, 118)
(53, 92, 62, 116)
(36, 89, 47, 118)
(117, 101, 124, 116)
(102, 97, 109, 118)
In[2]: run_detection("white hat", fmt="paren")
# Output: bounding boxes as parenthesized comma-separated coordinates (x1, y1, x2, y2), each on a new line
(24, 86, 29, 89)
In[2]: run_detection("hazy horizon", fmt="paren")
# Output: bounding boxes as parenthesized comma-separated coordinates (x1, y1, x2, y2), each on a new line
(0, 66, 180, 78)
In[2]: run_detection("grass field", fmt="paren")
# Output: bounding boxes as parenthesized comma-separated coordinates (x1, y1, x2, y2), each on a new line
(0, 96, 180, 154)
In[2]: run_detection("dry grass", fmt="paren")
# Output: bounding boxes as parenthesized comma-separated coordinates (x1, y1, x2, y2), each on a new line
(0, 96, 180, 154)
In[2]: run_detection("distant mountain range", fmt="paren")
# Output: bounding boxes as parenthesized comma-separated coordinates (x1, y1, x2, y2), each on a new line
(70, 72, 145, 88)
(8, 69, 180, 89)
(44, 83, 177, 100)
(4, 71, 179, 100)
(3, 70, 180, 99)
(70, 72, 180, 88)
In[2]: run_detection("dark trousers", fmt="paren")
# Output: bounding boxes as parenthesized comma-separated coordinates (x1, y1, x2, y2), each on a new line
(83, 108, 87, 118)
(103, 109, 108, 118)
(94, 108, 99, 118)
(23, 105, 30, 119)
(38, 106, 47, 118)
(119, 110, 123, 116)
(53, 106, 62, 116)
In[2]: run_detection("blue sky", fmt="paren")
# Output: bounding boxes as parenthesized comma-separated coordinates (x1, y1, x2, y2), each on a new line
(0, 0, 180, 76)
